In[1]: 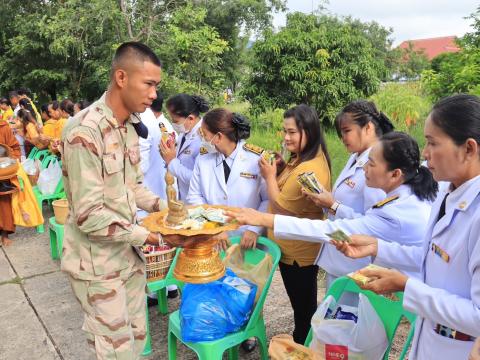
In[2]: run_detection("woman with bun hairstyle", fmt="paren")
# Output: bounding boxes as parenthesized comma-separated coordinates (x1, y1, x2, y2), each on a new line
(160, 94, 209, 199)
(331, 94, 480, 360)
(303, 100, 395, 292)
(186, 108, 268, 250)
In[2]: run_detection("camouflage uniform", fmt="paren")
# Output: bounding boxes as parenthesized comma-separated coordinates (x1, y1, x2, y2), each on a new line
(60, 93, 165, 359)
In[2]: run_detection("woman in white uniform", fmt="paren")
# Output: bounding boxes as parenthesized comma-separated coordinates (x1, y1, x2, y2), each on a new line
(304, 100, 394, 291)
(159, 94, 209, 200)
(332, 94, 480, 360)
(186, 108, 268, 250)
(228, 132, 438, 280)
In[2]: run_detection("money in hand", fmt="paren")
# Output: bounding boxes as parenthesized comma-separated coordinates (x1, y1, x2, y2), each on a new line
(297, 172, 323, 194)
(326, 229, 351, 243)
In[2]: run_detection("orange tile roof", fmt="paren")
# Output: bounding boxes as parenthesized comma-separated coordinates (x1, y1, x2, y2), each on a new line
(398, 36, 460, 60)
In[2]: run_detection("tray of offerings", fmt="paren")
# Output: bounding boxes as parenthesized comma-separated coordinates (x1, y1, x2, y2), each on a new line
(141, 172, 240, 284)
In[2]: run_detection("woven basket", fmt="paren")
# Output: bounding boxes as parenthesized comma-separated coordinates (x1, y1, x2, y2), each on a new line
(145, 247, 176, 282)
(52, 199, 69, 224)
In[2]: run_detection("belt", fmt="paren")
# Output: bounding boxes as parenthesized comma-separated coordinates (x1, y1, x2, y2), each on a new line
(435, 324, 474, 341)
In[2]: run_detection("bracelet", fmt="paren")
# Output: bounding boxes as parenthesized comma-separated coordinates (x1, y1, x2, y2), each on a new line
(329, 200, 340, 215)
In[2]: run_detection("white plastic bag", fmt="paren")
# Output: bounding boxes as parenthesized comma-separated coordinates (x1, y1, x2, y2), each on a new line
(310, 294, 388, 360)
(21, 158, 38, 175)
(37, 160, 62, 195)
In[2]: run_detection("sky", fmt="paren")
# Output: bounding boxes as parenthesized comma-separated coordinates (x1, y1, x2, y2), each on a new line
(273, 0, 479, 46)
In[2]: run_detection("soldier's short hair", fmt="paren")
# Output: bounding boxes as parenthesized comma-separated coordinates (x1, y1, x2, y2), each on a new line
(111, 42, 161, 77)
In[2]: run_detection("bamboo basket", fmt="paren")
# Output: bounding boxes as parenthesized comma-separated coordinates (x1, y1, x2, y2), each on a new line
(145, 247, 176, 282)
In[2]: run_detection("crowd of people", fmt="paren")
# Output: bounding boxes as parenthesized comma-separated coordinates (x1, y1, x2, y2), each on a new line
(1, 41, 478, 360)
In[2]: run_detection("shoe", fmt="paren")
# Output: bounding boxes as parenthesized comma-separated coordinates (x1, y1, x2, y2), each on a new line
(167, 289, 178, 299)
(147, 296, 158, 307)
(240, 338, 257, 352)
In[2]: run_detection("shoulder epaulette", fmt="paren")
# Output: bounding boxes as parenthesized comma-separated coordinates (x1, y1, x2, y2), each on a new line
(372, 195, 400, 209)
(243, 143, 264, 155)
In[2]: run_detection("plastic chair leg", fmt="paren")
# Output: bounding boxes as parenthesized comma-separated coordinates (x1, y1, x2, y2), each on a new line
(157, 287, 168, 315)
(255, 321, 269, 360)
(227, 345, 239, 360)
(37, 223, 45, 234)
(168, 330, 178, 360)
(142, 301, 152, 356)
(49, 227, 58, 259)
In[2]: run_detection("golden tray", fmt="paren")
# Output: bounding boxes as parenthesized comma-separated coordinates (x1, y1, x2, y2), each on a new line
(141, 204, 240, 236)
(141, 204, 240, 284)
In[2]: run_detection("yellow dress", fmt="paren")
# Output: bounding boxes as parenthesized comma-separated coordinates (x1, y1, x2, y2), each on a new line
(42, 119, 57, 139)
(11, 164, 44, 227)
(54, 117, 67, 139)
(1, 107, 13, 123)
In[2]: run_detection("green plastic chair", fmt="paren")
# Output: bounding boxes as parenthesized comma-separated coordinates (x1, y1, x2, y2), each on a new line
(33, 149, 50, 162)
(304, 276, 416, 360)
(27, 147, 39, 159)
(34, 158, 66, 233)
(167, 236, 281, 360)
(142, 248, 185, 356)
(48, 216, 64, 259)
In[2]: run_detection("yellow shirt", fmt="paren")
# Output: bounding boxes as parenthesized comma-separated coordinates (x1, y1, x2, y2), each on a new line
(42, 119, 57, 139)
(268, 151, 332, 266)
(54, 117, 67, 139)
(1, 107, 13, 123)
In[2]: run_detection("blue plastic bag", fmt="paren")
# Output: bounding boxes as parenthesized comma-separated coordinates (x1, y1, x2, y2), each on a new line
(180, 269, 257, 342)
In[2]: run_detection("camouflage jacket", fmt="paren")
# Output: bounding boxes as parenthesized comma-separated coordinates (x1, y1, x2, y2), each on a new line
(60, 93, 165, 280)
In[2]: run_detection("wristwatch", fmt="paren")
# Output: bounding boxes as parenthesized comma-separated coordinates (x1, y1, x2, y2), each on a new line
(329, 201, 340, 215)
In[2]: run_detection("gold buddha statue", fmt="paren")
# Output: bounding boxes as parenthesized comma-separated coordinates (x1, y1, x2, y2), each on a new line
(165, 171, 187, 226)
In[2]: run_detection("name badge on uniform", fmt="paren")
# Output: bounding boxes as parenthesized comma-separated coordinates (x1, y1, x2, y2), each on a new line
(240, 172, 257, 179)
(183, 149, 191, 155)
(344, 178, 356, 188)
(431, 243, 450, 263)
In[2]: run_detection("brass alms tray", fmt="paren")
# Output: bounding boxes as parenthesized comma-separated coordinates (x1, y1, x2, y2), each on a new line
(141, 204, 240, 236)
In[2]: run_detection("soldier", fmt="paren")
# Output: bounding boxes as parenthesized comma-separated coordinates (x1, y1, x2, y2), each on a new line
(60, 42, 189, 359)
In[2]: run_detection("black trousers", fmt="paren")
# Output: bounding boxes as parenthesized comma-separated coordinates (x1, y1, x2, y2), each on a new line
(279, 261, 318, 344)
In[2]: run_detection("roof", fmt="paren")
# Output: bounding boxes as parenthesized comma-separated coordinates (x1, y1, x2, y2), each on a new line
(398, 36, 460, 60)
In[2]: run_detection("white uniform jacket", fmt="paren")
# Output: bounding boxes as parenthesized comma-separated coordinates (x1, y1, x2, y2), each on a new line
(167, 120, 202, 200)
(375, 175, 480, 359)
(331, 148, 386, 220)
(274, 184, 431, 278)
(186, 141, 269, 236)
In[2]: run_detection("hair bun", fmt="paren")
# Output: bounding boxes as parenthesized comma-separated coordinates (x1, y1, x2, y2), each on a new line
(232, 112, 251, 140)
(378, 112, 394, 134)
(191, 95, 210, 113)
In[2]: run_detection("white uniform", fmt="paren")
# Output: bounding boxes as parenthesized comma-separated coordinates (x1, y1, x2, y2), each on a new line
(375, 175, 480, 359)
(331, 148, 386, 220)
(167, 120, 202, 200)
(137, 109, 175, 218)
(320, 148, 385, 286)
(273, 184, 431, 278)
(186, 141, 269, 236)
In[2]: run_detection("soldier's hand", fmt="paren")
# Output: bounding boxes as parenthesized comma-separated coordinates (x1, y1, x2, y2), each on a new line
(162, 233, 212, 248)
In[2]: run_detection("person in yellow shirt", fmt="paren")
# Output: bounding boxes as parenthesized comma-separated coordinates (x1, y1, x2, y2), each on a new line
(18, 88, 42, 126)
(16, 109, 49, 153)
(41, 103, 56, 139)
(0, 99, 14, 123)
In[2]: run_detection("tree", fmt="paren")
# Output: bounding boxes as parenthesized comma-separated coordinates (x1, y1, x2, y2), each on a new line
(422, 6, 480, 100)
(242, 12, 388, 124)
(393, 42, 430, 81)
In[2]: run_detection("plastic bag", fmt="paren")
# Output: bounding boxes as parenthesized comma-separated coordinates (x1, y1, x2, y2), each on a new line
(269, 334, 322, 360)
(37, 159, 61, 195)
(223, 243, 272, 303)
(180, 269, 257, 342)
(310, 294, 388, 360)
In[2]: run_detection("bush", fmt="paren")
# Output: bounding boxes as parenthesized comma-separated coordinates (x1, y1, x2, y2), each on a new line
(370, 82, 431, 132)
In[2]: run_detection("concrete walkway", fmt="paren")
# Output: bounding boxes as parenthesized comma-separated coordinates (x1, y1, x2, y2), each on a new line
(0, 210, 307, 360)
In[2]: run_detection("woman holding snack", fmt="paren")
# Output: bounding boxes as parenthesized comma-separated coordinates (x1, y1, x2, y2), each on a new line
(332, 94, 480, 360)
(248, 104, 332, 344)
(304, 100, 395, 293)
(186, 108, 268, 250)
(159, 94, 209, 200)
(228, 131, 437, 316)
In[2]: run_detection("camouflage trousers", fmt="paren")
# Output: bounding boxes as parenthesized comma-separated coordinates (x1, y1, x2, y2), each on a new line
(69, 267, 147, 360)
